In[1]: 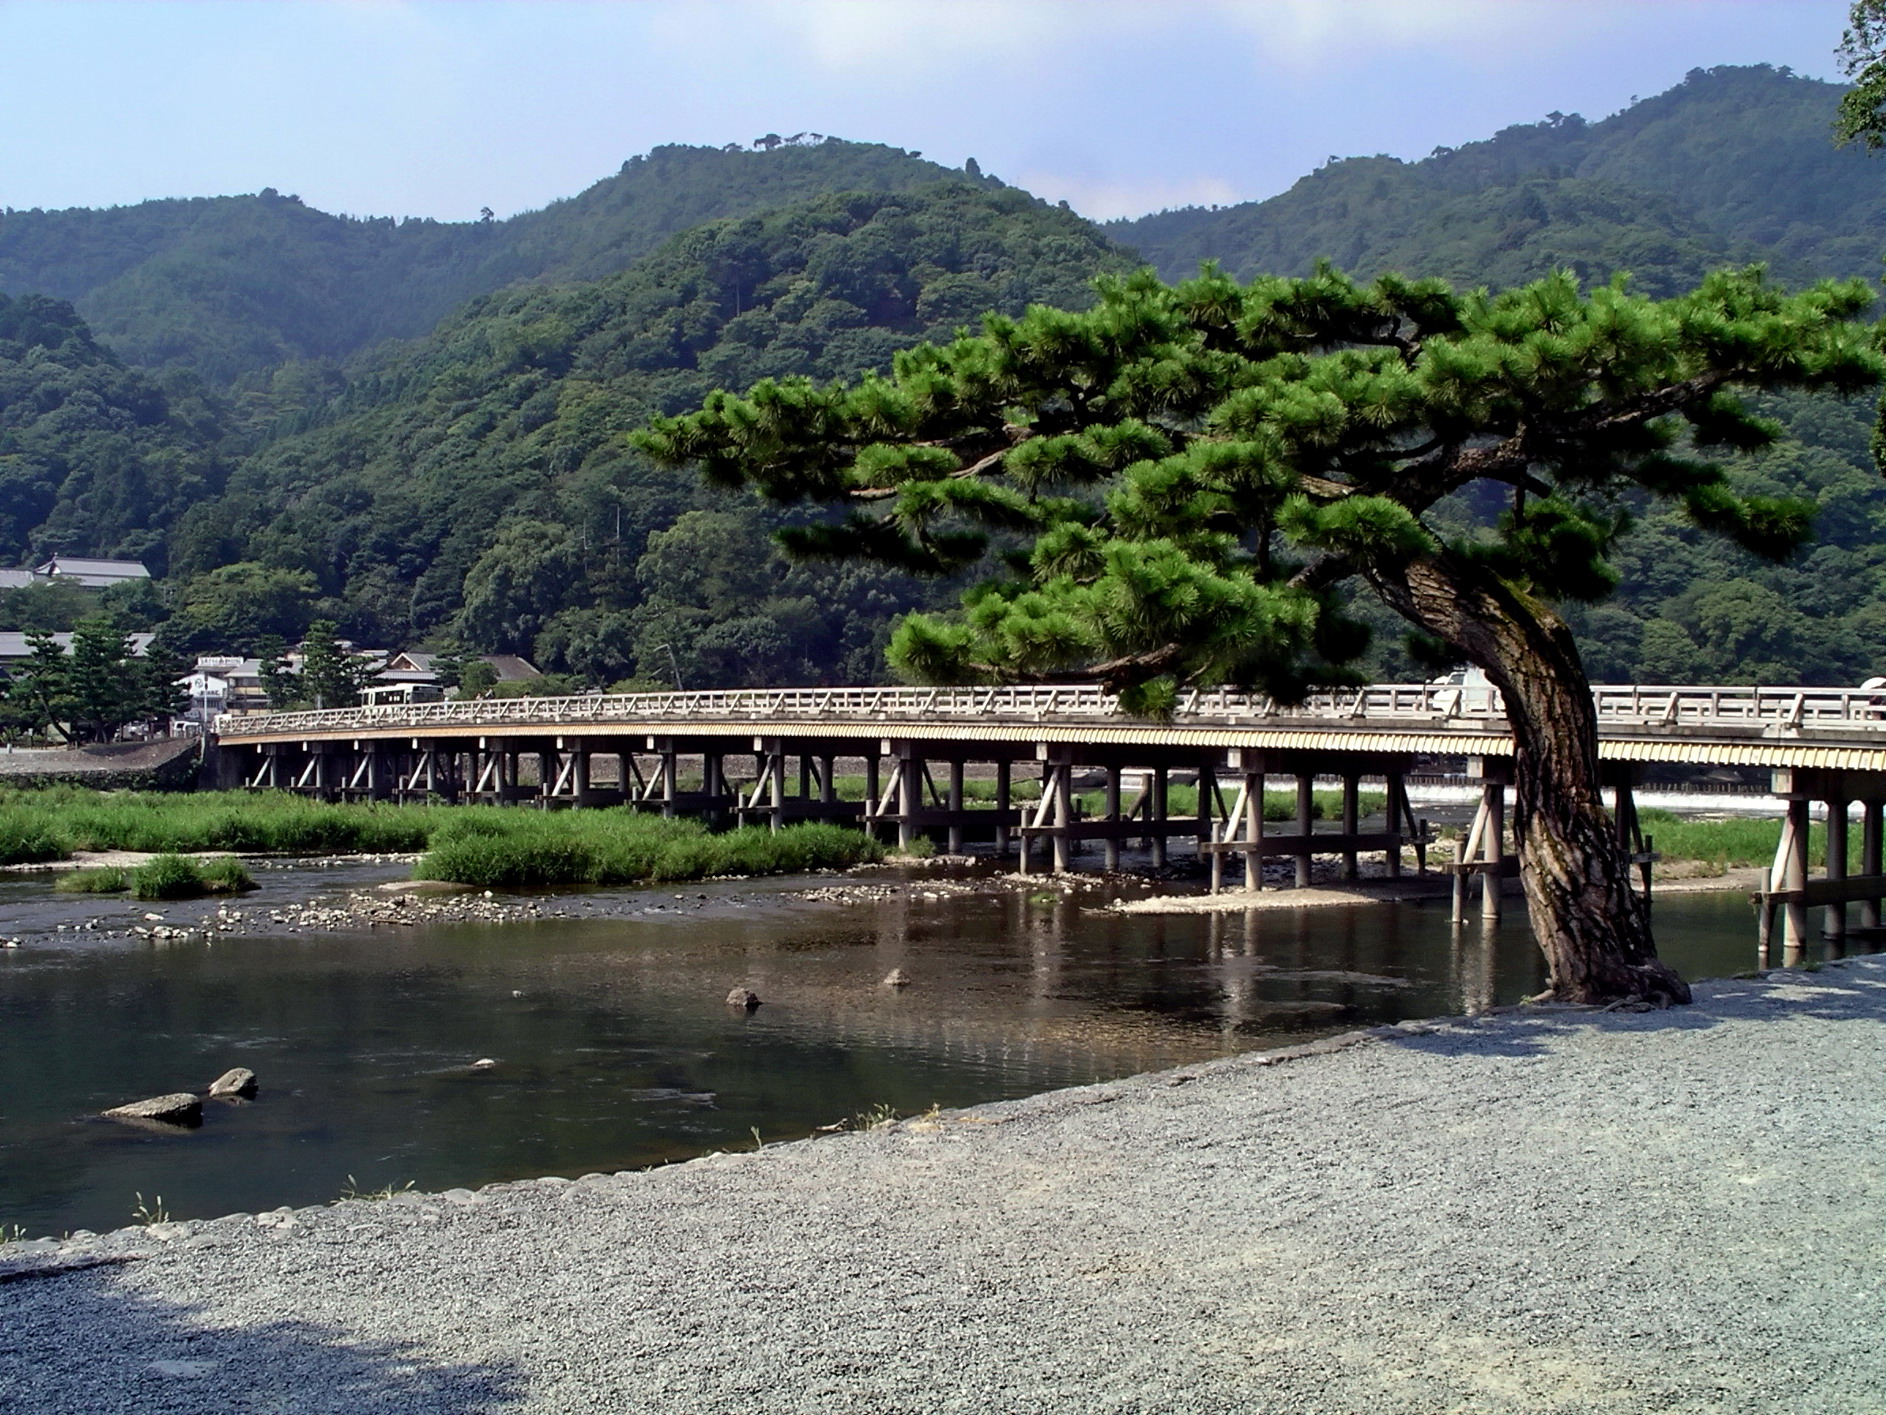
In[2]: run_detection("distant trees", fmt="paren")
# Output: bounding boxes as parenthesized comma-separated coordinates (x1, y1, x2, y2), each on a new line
(293, 621, 379, 710)
(0, 618, 187, 742)
(172, 563, 317, 654)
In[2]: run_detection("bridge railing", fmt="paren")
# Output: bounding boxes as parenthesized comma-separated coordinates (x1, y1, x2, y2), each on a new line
(211, 682, 1886, 740)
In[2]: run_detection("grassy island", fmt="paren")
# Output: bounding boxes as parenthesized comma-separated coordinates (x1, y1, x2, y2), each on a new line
(0, 787, 883, 887)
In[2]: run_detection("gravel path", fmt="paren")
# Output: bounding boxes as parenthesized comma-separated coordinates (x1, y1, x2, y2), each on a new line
(5, 960, 1884, 1414)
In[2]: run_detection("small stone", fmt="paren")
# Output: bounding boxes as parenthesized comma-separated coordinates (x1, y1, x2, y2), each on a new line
(147, 1360, 217, 1379)
(725, 987, 762, 1010)
(102, 1093, 202, 1125)
(471, 1057, 498, 1070)
(881, 968, 910, 989)
(207, 1067, 257, 1099)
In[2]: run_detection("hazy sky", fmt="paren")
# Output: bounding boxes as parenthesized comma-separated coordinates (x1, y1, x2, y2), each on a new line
(0, 0, 1853, 223)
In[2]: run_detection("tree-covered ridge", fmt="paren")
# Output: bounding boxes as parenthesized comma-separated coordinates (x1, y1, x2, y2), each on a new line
(170, 183, 1132, 681)
(0, 292, 226, 570)
(1113, 66, 1884, 290)
(0, 140, 984, 385)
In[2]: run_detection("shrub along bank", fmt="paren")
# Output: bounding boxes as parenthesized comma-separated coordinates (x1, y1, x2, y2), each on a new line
(0, 788, 881, 887)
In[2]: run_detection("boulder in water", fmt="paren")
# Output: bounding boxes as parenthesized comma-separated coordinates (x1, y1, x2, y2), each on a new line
(207, 1067, 257, 1099)
(725, 987, 762, 1010)
(102, 1093, 202, 1126)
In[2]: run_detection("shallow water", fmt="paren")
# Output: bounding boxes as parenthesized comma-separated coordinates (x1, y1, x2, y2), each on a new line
(0, 863, 1787, 1237)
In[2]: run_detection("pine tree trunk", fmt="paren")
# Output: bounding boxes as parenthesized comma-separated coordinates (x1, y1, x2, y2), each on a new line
(1370, 552, 1691, 1007)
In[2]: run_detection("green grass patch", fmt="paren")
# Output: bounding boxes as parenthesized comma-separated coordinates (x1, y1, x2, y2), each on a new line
(0, 787, 884, 891)
(132, 855, 211, 900)
(1635, 809, 1860, 872)
(127, 854, 260, 901)
(197, 855, 259, 893)
(0, 786, 433, 864)
(412, 811, 882, 887)
(54, 866, 129, 894)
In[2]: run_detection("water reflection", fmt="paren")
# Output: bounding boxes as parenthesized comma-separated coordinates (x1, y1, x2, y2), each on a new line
(0, 875, 1787, 1237)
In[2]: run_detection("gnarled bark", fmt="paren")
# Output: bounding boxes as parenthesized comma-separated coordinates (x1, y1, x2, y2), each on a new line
(1369, 551, 1691, 1007)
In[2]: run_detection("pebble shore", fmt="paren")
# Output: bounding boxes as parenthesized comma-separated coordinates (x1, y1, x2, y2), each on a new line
(4, 958, 1883, 1413)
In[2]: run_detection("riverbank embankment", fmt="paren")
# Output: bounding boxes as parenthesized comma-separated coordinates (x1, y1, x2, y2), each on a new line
(3, 959, 1881, 1414)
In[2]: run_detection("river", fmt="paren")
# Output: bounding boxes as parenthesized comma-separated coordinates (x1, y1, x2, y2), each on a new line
(0, 859, 1776, 1238)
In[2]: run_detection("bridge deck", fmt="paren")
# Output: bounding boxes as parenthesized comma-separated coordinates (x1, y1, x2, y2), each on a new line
(214, 682, 1886, 771)
(208, 682, 1886, 967)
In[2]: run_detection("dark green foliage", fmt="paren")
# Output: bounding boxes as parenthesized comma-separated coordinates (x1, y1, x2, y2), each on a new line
(181, 183, 1129, 671)
(0, 142, 978, 387)
(0, 292, 227, 568)
(1114, 67, 1886, 293)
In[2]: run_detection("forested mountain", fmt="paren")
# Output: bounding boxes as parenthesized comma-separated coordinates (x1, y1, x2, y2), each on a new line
(0, 292, 226, 571)
(166, 183, 1130, 684)
(0, 139, 982, 385)
(2, 65, 1882, 690)
(1112, 66, 1883, 292)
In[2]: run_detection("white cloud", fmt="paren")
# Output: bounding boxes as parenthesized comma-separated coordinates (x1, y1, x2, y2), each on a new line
(1212, 0, 1593, 63)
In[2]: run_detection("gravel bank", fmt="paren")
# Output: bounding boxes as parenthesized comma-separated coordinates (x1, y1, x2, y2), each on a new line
(4, 960, 1884, 1414)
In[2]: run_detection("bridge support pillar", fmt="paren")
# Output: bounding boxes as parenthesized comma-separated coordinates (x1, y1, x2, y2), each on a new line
(1452, 760, 1512, 925)
(1102, 767, 1121, 873)
(897, 745, 921, 851)
(1196, 755, 1215, 875)
(864, 752, 882, 842)
(1341, 772, 1360, 880)
(1051, 757, 1073, 873)
(1386, 767, 1405, 879)
(365, 745, 390, 802)
(994, 760, 1011, 859)
(1294, 772, 1314, 889)
(947, 761, 965, 856)
(1776, 796, 1812, 964)
(1863, 802, 1883, 931)
(1825, 793, 1849, 953)
(1150, 767, 1169, 868)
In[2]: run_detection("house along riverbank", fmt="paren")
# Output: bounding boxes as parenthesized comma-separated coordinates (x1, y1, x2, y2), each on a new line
(2, 957, 1881, 1413)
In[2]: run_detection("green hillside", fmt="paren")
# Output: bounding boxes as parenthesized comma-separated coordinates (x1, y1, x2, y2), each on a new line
(0, 140, 982, 385)
(1112, 66, 1882, 290)
(169, 183, 1132, 683)
(0, 292, 226, 571)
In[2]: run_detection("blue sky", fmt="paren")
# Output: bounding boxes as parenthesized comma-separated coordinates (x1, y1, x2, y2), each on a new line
(0, 1, 1853, 223)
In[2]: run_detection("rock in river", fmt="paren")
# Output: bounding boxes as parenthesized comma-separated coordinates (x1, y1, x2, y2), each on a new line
(102, 1093, 202, 1126)
(208, 1067, 258, 1099)
(725, 987, 762, 1010)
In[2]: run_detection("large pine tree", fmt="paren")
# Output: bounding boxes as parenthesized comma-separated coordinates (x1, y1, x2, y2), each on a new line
(637, 264, 1882, 1005)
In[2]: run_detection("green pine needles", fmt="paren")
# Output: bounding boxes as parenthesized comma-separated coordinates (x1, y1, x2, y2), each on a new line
(637, 263, 1880, 711)
(639, 261, 1882, 1005)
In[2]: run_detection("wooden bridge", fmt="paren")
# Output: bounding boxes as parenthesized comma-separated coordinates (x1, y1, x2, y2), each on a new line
(211, 682, 1886, 962)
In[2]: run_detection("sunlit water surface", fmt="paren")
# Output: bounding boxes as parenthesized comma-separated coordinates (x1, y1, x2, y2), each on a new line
(0, 861, 1779, 1237)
